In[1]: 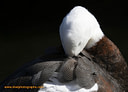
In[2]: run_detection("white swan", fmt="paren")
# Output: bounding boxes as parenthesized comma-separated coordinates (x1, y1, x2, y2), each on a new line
(38, 6, 101, 92)
(59, 6, 104, 56)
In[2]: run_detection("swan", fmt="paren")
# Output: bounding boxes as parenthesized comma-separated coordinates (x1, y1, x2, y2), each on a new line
(0, 6, 127, 92)
(60, 6, 128, 91)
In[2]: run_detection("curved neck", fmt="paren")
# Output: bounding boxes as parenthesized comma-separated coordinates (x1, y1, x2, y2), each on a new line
(86, 36, 127, 73)
(86, 36, 128, 91)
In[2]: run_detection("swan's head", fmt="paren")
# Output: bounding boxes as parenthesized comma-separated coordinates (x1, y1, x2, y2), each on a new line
(59, 6, 104, 57)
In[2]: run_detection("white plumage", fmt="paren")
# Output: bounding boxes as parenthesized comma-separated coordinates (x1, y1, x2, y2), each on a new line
(38, 72, 98, 92)
(59, 6, 104, 56)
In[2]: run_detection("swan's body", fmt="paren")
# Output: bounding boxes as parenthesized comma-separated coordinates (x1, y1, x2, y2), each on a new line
(60, 6, 128, 91)
(59, 6, 104, 56)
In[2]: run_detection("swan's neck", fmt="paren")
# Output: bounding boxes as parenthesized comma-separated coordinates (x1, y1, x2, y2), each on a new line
(86, 36, 127, 73)
(86, 36, 128, 91)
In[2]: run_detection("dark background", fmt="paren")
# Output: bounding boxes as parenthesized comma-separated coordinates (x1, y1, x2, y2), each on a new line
(0, 0, 128, 82)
